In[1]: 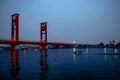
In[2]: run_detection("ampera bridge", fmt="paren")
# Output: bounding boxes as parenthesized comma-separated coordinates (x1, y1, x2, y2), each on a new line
(0, 13, 79, 49)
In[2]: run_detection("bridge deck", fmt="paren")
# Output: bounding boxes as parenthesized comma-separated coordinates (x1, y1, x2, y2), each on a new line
(0, 40, 75, 46)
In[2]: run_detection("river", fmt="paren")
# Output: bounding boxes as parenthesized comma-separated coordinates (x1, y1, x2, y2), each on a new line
(0, 48, 120, 80)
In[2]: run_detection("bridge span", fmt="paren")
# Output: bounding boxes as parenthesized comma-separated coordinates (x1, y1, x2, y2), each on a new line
(0, 40, 75, 46)
(0, 13, 78, 49)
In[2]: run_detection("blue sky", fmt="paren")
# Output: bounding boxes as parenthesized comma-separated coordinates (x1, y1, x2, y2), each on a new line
(0, 0, 120, 44)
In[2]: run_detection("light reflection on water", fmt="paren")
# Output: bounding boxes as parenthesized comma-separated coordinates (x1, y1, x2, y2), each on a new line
(0, 48, 120, 80)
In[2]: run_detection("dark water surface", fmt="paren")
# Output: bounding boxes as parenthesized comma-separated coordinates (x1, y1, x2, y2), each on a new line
(0, 48, 120, 80)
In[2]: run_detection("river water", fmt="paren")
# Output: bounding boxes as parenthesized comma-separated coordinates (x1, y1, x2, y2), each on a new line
(0, 48, 120, 80)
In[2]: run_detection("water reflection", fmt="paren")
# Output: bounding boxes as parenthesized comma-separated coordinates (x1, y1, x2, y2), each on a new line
(23, 49, 27, 59)
(40, 49, 49, 79)
(104, 47, 107, 53)
(86, 52, 89, 62)
(114, 54, 118, 59)
(73, 54, 77, 63)
(10, 49, 20, 80)
(86, 47, 88, 53)
(114, 47, 117, 54)
(104, 54, 107, 61)
(103, 48, 119, 61)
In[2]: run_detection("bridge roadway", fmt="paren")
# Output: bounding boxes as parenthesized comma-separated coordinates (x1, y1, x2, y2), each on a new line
(0, 40, 75, 46)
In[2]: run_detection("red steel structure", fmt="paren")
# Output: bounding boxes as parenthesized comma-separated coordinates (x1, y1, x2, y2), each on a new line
(40, 22, 47, 43)
(0, 13, 76, 48)
(11, 13, 19, 42)
(40, 22, 47, 49)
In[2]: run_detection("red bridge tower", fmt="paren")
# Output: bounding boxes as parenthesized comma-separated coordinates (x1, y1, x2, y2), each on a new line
(11, 13, 19, 42)
(40, 22, 47, 49)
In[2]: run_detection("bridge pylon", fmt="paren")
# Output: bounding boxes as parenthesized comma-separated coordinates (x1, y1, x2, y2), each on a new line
(11, 13, 19, 42)
(40, 22, 47, 49)
(11, 13, 19, 49)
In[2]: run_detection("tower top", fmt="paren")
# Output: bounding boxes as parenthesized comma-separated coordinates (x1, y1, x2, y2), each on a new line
(11, 13, 20, 17)
(41, 22, 47, 25)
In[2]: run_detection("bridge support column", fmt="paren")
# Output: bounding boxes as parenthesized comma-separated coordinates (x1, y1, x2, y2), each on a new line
(11, 13, 19, 49)
(11, 13, 19, 42)
(40, 22, 47, 49)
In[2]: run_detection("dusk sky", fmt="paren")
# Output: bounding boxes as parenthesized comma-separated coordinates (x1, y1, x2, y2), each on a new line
(0, 0, 120, 44)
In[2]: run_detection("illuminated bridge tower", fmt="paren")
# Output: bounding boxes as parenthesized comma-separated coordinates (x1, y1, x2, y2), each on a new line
(11, 13, 19, 42)
(11, 13, 19, 48)
(40, 22, 47, 49)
